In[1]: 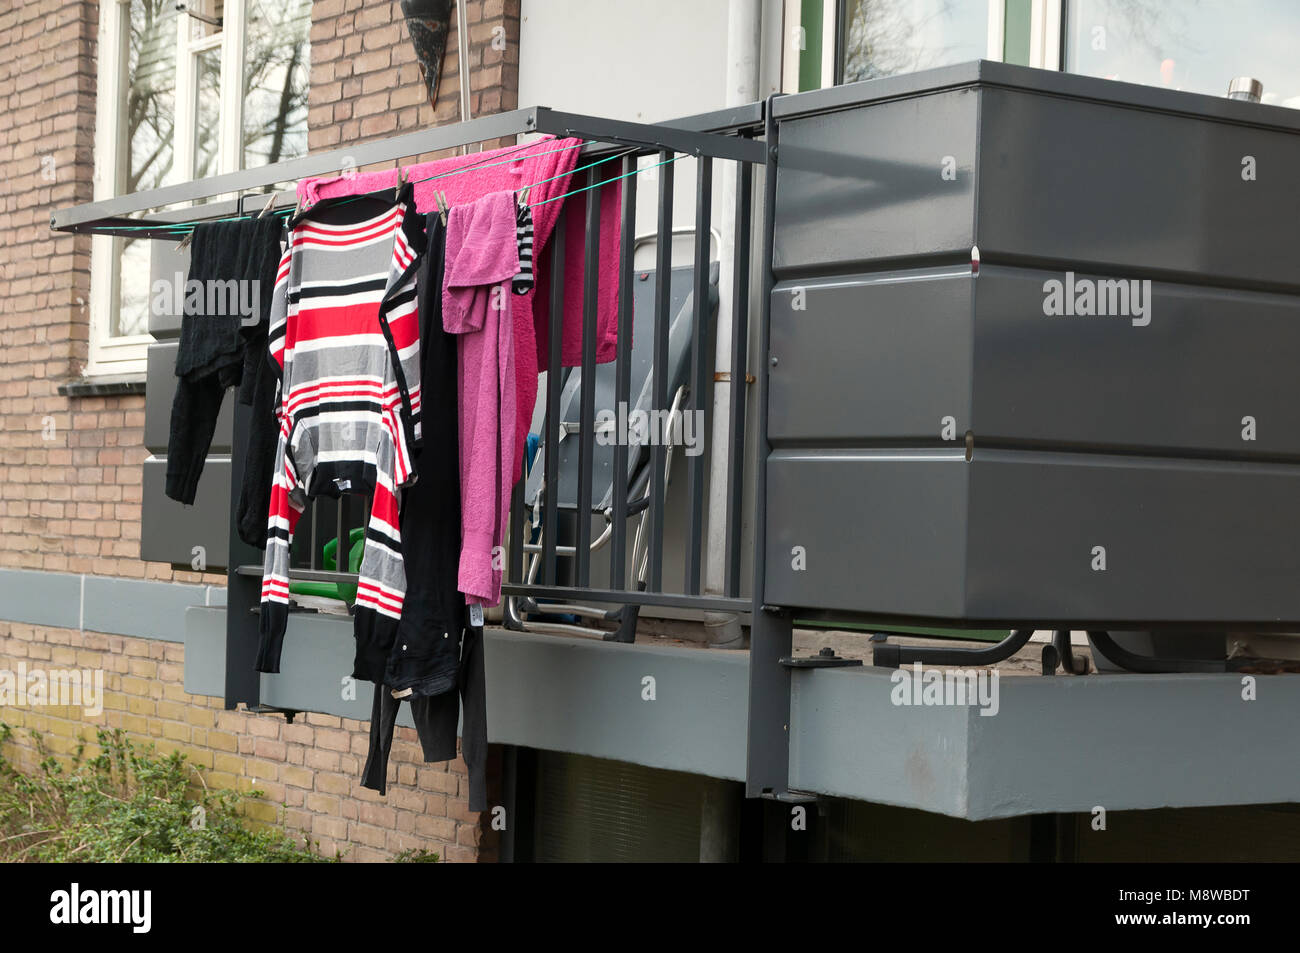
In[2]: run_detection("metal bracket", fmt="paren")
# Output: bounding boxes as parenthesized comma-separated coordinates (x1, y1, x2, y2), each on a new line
(243, 704, 300, 724)
(779, 646, 863, 669)
(176, 3, 222, 28)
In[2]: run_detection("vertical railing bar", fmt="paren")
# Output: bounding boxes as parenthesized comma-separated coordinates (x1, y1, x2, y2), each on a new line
(542, 207, 567, 586)
(648, 150, 674, 593)
(508, 479, 523, 592)
(725, 158, 753, 598)
(336, 497, 346, 575)
(575, 169, 601, 587)
(684, 156, 713, 596)
(309, 501, 319, 571)
(609, 154, 637, 591)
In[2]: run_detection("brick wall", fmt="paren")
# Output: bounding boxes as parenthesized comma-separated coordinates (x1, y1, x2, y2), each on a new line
(0, 1, 176, 581)
(309, 0, 521, 159)
(0, 620, 501, 862)
(0, 0, 522, 861)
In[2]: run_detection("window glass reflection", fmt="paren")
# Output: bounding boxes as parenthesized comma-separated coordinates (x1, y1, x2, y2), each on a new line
(840, 0, 989, 82)
(1067, 0, 1300, 109)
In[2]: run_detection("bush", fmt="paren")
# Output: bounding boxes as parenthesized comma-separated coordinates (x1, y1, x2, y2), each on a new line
(0, 722, 337, 863)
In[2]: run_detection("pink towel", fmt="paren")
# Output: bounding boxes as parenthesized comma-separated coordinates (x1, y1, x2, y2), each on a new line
(443, 191, 521, 607)
(298, 138, 624, 485)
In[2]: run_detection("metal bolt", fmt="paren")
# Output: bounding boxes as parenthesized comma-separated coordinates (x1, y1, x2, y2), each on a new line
(770, 356, 778, 367)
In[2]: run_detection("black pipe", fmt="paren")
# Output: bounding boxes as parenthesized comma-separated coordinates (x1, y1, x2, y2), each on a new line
(873, 629, 1034, 669)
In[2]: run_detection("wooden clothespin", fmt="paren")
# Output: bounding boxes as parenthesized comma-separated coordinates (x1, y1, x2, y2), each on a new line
(395, 164, 408, 202)
(518, 185, 531, 208)
(435, 190, 449, 227)
(258, 192, 277, 219)
(174, 230, 193, 253)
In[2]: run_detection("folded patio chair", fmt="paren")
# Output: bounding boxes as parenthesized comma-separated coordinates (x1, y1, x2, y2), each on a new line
(506, 252, 721, 642)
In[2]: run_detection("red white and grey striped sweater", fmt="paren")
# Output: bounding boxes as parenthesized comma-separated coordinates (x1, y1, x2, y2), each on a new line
(255, 190, 426, 674)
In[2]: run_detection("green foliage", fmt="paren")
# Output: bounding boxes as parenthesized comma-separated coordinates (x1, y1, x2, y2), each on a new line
(0, 722, 337, 863)
(392, 847, 440, 863)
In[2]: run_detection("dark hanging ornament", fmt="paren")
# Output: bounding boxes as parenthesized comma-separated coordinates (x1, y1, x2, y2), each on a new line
(400, 0, 452, 112)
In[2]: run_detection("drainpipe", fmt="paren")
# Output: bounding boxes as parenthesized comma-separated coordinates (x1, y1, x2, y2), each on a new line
(703, 0, 762, 649)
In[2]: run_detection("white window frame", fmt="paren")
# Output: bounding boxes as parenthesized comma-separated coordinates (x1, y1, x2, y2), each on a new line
(780, 0, 839, 94)
(1028, 0, 1063, 71)
(88, 0, 249, 376)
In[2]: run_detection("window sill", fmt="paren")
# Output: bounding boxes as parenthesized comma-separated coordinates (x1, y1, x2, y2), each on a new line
(57, 373, 147, 398)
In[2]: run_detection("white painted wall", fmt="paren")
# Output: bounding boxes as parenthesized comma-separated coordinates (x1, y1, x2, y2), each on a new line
(519, 0, 734, 122)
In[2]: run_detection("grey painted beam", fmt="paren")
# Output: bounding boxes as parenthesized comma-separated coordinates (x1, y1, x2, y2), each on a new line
(789, 666, 1300, 820)
(485, 629, 749, 781)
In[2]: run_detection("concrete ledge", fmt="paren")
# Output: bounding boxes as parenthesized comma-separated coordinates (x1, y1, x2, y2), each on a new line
(789, 665, 1300, 820)
(0, 568, 219, 640)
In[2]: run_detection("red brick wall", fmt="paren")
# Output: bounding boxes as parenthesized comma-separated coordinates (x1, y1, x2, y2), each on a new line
(309, 0, 521, 159)
(0, 1, 174, 581)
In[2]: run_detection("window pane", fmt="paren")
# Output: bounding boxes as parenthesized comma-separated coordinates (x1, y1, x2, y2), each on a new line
(117, 0, 180, 339)
(243, 0, 312, 168)
(840, 0, 990, 83)
(1066, 0, 1300, 109)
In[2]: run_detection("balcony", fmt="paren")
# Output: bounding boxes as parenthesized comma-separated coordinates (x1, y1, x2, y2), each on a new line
(52, 61, 1300, 819)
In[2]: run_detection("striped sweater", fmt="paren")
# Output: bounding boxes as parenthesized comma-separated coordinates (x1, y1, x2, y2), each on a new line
(255, 189, 426, 675)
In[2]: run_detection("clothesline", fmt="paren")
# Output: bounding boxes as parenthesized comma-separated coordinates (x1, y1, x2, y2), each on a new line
(106, 137, 687, 238)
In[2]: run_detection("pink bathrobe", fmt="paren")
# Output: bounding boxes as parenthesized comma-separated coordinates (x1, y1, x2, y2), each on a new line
(443, 191, 520, 607)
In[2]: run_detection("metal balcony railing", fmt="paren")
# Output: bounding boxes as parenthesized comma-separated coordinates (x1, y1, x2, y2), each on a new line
(51, 105, 778, 776)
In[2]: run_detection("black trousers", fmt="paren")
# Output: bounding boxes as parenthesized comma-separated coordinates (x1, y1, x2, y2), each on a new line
(361, 624, 488, 812)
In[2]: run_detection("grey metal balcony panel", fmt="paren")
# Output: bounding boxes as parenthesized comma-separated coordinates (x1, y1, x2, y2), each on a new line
(975, 85, 1300, 289)
(145, 342, 234, 454)
(768, 266, 1300, 458)
(773, 87, 978, 276)
(964, 450, 1300, 624)
(140, 456, 231, 570)
(767, 269, 975, 446)
(772, 62, 1300, 290)
(765, 449, 1300, 625)
(764, 449, 971, 619)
